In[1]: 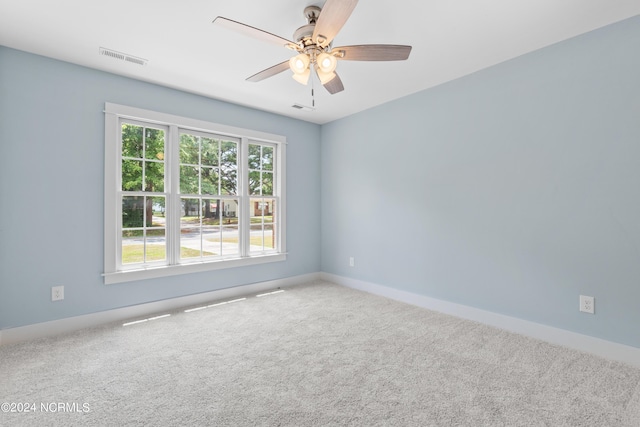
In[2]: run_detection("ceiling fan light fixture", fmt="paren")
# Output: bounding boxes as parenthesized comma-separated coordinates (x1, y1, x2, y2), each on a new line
(292, 68, 311, 85)
(316, 68, 336, 85)
(215, 1, 412, 95)
(317, 52, 337, 74)
(289, 53, 310, 74)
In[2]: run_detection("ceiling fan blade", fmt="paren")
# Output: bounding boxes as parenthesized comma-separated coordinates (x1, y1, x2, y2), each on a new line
(312, 0, 359, 47)
(246, 60, 290, 82)
(332, 45, 412, 61)
(323, 73, 345, 95)
(213, 17, 297, 49)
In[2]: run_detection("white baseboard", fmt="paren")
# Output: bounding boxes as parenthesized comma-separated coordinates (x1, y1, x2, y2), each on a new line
(0, 273, 321, 346)
(321, 272, 640, 368)
(5, 271, 638, 369)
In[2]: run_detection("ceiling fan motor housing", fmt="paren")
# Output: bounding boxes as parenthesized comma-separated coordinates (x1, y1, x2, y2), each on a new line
(294, 5, 334, 59)
(304, 6, 321, 24)
(293, 24, 316, 46)
(294, 6, 322, 46)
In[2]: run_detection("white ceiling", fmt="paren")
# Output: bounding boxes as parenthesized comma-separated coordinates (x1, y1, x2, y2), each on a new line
(1, 1, 638, 124)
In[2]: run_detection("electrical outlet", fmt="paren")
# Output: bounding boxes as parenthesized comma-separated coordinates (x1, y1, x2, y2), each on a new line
(349, 257, 355, 267)
(579, 295, 594, 314)
(52, 286, 64, 301)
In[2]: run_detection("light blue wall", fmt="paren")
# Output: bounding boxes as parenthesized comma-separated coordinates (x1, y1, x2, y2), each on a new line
(321, 16, 640, 348)
(0, 46, 321, 329)
(2, 15, 640, 349)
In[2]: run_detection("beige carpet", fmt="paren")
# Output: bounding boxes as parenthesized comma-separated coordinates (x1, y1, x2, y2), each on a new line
(1, 280, 639, 426)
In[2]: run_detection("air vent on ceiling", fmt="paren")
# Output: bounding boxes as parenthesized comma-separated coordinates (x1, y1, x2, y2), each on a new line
(291, 104, 315, 112)
(99, 47, 147, 66)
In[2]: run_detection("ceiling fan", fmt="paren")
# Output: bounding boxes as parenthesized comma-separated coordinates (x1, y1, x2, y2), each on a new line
(213, 0, 412, 94)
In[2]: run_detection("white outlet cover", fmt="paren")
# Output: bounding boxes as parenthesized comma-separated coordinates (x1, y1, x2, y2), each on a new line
(579, 295, 594, 314)
(52, 286, 64, 301)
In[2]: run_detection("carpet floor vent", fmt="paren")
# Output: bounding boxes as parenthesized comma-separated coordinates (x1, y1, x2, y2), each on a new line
(99, 47, 147, 66)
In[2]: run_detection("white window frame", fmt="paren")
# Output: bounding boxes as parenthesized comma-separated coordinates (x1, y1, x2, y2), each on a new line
(103, 103, 286, 284)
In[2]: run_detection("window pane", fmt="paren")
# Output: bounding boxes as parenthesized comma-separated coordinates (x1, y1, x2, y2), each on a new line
(205, 226, 222, 255)
(249, 171, 261, 195)
(201, 167, 219, 195)
(220, 141, 237, 195)
(248, 144, 261, 170)
(145, 230, 166, 262)
(122, 196, 144, 228)
(180, 230, 201, 260)
(202, 199, 220, 225)
(222, 200, 238, 221)
(250, 224, 265, 251)
(180, 198, 204, 260)
(149, 197, 165, 227)
(221, 226, 239, 256)
(264, 199, 275, 221)
(249, 197, 276, 253)
(221, 140, 237, 161)
(145, 161, 164, 192)
(201, 137, 218, 166)
(121, 195, 167, 265)
(181, 198, 201, 227)
(202, 227, 218, 257)
(180, 195, 201, 259)
(180, 134, 199, 164)
(267, 223, 276, 250)
(122, 160, 142, 191)
(262, 146, 273, 171)
(145, 128, 165, 160)
(122, 124, 143, 158)
(122, 232, 144, 264)
(250, 198, 272, 218)
(220, 168, 237, 195)
(180, 165, 199, 194)
(250, 224, 276, 252)
(262, 172, 273, 196)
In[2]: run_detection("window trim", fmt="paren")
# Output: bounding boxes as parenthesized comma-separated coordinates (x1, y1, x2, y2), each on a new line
(104, 103, 286, 285)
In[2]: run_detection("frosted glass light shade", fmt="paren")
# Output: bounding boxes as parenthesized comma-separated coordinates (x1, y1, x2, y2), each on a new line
(317, 52, 337, 74)
(289, 54, 310, 74)
(292, 68, 310, 85)
(316, 68, 336, 85)
(289, 53, 311, 85)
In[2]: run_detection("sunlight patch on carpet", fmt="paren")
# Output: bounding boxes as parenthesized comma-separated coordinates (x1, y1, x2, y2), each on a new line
(122, 313, 171, 326)
(184, 297, 247, 313)
(256, 289, 285, 297)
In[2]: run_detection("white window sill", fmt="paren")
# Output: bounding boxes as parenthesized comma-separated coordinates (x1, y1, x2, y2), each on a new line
(103, 253, 286, 285)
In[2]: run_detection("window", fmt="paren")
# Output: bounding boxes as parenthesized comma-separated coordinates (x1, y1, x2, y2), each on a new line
(104, 103, 286, 284)
(178, 131, 240, 261)
(248, 143, 277, 254)
(120, 121, 168, 266)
